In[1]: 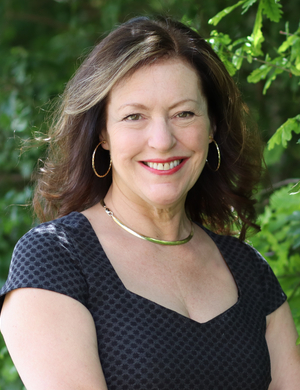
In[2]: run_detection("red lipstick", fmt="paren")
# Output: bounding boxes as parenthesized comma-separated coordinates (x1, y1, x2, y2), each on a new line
(139, 158, 188, 175)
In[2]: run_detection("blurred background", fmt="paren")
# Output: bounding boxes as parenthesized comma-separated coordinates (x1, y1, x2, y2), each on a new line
(0, 0, 299, 388)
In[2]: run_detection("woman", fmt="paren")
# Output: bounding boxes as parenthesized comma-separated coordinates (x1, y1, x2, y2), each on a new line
(0, 17, 299, 390)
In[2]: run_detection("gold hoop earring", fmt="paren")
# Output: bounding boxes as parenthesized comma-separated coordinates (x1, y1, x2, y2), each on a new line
(206, 137, 221, 172)
(92, 141, 112, 178)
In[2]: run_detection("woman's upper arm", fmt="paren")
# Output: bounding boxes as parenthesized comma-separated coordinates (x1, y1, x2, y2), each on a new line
(1, 288, 108, 390)
(266, 300, 300, 390)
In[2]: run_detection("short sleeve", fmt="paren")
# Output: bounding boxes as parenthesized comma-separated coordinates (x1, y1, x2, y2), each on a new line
(0, 221, 88, 311)
(252, 247, 287, 316)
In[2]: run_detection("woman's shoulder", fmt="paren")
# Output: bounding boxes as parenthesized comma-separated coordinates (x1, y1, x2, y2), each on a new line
(199, 224, 281, 286)
(16, 212, 95, 253)
(200, 225, 259, 261)
(20, 211, 88, 237)
(0, 212, 96, 309)
(201, 225, 287, 314)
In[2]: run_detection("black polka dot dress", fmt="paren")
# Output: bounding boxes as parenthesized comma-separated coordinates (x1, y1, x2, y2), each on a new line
(0, 213, 287, 389)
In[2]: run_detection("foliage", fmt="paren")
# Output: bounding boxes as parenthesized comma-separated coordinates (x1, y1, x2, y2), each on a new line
(208, 0, 300, 187)
(0, 346, 25, 390)
(250, 186, 300, 333)
(0, 0, 299, 387)
(268, 114, 300, 150)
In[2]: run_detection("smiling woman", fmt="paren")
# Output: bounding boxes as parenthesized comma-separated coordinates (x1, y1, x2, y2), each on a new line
(31, 17, 261, 238)
(101, 59, 212, 209)
(0, 16, 299, 390)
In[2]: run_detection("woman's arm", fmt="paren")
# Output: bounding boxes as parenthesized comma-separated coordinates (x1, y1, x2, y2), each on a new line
(266, 300, 300, 390)
(1, 288, 108, 390)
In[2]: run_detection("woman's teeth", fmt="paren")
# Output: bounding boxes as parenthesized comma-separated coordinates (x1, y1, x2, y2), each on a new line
(144, 160, 182, 171)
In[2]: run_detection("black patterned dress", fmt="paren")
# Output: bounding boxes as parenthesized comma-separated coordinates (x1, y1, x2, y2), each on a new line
(0, 212, 286, 390)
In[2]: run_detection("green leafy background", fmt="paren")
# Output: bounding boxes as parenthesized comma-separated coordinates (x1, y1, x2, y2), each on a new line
(0, 0, 299, 387)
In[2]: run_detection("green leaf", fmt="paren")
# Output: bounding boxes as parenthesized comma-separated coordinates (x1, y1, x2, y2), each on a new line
(219, 54, 237, 76)
(208, 0, 246, 26)
(289, 64, 300, 77)
(280, 36, 300, 71)
(262, 68, 276, 94)
(247, 54, 253, 63)
(262, 66, 284, 94)
(261, 0, 283, 22)
(285, 21, 290, 35)
(251, 1, 264, 54)
(289, 182, 300, 195)
(232, 47, 244, 69)
(247, 64, 272, 83)
(209, 31, 232, 46)
(241, 0, 258, 14)
(268, 114, 300, 150)
(231, 37, 248, 48)
(278, 34, 296, 53)
(297, 335, 300, 346)
(180, 15, 199, 33)
(295, 52, 300, 70)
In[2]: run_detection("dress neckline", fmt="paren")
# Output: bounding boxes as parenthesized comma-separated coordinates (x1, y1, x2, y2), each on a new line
(73, 211, 242, 326)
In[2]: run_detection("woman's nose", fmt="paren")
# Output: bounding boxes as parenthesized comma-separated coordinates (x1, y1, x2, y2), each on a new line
(147, 119, 176, 151)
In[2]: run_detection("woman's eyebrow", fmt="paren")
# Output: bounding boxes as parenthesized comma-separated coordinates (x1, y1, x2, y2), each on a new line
(118, 99, 200, 112)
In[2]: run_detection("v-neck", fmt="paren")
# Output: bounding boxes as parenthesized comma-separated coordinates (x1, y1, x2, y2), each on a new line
(76, 211, 242, 326)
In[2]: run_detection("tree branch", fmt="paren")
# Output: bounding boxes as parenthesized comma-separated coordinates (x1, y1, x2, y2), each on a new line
(218, 45, 293, 74)
(251, 56, 291, 74)
(279, 31, 299, 37)
(258, 178, 300, 196)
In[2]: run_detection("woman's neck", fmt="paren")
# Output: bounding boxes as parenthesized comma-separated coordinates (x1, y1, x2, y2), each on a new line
(104, 185, 191, 242)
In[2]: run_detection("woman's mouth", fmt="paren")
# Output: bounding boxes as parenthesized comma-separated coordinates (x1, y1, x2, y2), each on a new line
(143, 159, 183, 171)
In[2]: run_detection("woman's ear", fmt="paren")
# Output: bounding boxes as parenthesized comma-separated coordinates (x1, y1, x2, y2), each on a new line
(209, 121, 217, 141)
(99, 131, 110, 150)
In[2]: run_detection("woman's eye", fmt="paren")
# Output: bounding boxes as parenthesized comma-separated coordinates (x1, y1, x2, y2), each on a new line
(177, 111, 195, 118)
(124, 114, 142, 121)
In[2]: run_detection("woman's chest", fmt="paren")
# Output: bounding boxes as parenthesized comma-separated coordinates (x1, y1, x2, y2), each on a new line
(99, 239, 239, 324)
(85, 263, 270, 390)
(76, 222, 271, 389)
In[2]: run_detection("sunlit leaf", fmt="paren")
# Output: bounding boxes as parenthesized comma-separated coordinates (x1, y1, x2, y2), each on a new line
(278, 34, 296, 53)
(232, 47, 244, 69)
(241, 0, 257, 14)
(247, 64, 272, 83)
(261, 0, 283, 22)
(289, 64, 300, 76)
(268, 114, 300, 149)
(262, 66, 284, 94)
(289, 182, 300, 195)
(208, 0, 246, 26)
(251, 1, 264, 54)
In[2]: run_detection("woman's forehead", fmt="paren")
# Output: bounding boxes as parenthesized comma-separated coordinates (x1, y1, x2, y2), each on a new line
(107, 58, 203, 104)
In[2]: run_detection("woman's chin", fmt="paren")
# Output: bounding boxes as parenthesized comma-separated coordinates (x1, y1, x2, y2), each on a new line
(141, 192, 187, 210)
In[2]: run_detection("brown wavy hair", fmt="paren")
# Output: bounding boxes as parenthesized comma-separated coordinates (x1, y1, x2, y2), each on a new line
(33, 17, 263, 240)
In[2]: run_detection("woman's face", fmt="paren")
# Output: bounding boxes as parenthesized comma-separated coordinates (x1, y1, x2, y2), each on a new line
(102, 58, 214, 209)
